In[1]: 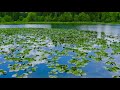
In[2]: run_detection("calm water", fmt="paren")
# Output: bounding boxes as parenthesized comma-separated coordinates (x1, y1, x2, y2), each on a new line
(0, 24, 51, 29)
(0, 24, 120, 35)
(0, 24, 120, 78)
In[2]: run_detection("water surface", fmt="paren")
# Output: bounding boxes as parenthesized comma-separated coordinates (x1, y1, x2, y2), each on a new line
(0, 24, 120, 78)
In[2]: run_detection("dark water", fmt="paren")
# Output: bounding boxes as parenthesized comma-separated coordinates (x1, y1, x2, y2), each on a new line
(0, 24, 120, 78)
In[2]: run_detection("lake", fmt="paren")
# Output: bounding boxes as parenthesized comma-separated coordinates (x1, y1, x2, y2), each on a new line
(0, 24, 120, 78)
(0, 24, 120, 36)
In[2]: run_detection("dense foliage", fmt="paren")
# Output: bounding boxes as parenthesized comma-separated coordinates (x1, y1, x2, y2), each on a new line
(0, 12, 120, 22)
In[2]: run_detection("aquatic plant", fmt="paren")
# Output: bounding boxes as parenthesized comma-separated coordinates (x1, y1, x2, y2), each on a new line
(0, 28, 119, 78)
(0, 69, 7, 75)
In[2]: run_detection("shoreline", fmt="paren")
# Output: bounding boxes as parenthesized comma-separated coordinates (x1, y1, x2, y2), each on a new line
(0, 22, 120, 25)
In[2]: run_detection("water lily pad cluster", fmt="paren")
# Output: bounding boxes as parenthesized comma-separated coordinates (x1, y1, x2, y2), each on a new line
(0, 28, 119, 78)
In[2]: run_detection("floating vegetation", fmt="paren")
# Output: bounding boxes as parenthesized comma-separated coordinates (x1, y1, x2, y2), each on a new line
(112, 75, 120, 78)
(31, 67, 37, 72)
(105, 66, 120, 72)
(49, 69, 58, 74)
(69, 58, 89, 68)
(67, 67, 86, 76)
(0, 69, 7, 75)
(105, 61, 116, 66)
(0, 28, 119, 78)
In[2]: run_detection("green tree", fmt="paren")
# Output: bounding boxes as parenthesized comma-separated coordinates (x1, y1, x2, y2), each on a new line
(26, 12, 37, 22)
(60, 12, 73, 22)
(52, 13, 58, 21)
(58, 14, 65, 22)
(74, 15, 79, 21)
(78, 12, 90, 21)
(22, 18, 28, 22)
(0, 17, 2, 22)
(3, 15, 12, 22)
(117, 12, 120, 21)
(109, 12, 118, 22)
(37, 16, 44, 21)
(101, 12, 118, 22)
(45, 15, 52, 22)
(18, 16, 24, 21)
(0, 12, 119, 23)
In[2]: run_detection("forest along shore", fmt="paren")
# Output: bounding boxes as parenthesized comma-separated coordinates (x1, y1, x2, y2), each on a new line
(0, 12, 120, 24)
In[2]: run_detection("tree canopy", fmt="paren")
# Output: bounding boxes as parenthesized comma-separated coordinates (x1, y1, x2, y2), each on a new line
(0, 12, 120, 22)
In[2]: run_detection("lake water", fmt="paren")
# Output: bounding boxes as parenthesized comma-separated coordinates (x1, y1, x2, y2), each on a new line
(0, 24, 120, 36)
(0, 24, 120, 78)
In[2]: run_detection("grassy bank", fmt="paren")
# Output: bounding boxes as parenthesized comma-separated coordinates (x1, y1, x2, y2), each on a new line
(0, 22, 120, 25)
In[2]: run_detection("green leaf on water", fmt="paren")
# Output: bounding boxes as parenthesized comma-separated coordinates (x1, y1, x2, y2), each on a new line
(31, 67, 37, 72)
(105, 66, 120, 72)
(0, 69, 7, 75)
(105, 61, 116, 65)
(49, 69, 58, 74)
(69, 59, 78, 64)
(112, 75, 120, 78)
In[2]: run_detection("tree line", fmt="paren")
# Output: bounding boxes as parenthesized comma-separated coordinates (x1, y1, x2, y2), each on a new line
(0, 12, 120, 22)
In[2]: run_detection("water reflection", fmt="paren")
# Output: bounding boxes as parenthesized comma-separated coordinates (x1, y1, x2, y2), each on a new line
(76, 24, 120, 36)
(0, 24, 120, 36)
(0, 24, 51, 28)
